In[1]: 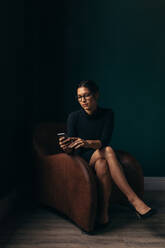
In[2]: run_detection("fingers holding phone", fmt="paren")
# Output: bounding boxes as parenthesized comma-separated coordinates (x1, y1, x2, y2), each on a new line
(57, 133, 76, 152)
(57, 133, 68, 150)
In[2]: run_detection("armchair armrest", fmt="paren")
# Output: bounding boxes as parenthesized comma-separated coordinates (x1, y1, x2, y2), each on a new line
(35, 153, 98, 233)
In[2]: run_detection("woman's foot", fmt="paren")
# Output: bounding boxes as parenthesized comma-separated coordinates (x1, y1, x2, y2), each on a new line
(128, 198, 157, 219)
(97, 212, 109, 225)
(130, 198, 152, 215)
(135, 208, 157, 219)
(95, 213, 110, 231)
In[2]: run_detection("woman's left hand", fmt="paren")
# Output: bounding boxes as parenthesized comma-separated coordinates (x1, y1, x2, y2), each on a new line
(68, 138, 88, 149)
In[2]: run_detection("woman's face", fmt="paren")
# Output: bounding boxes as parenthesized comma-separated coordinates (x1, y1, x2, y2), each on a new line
(77, 87, 98, 112)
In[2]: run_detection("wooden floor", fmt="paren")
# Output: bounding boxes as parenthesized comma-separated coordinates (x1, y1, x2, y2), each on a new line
(0, 191, 165, 248)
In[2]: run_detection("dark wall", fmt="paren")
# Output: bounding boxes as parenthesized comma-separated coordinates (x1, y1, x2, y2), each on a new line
(0, 0, 65, 199)
(0, 1, 26, 198)
(26, 1, 66, 122)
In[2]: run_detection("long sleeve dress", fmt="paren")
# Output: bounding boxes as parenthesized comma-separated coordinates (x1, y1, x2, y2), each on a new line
(67, 106, 114, 163)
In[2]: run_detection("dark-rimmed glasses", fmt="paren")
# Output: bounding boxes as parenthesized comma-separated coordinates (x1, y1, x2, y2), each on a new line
(76, 93, 93, 102)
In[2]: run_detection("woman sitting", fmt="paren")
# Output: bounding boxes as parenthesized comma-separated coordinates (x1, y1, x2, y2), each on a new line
(59, 80, 156, 227)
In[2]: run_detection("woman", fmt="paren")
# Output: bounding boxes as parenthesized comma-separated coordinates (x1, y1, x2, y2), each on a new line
(59, 80, 156, 227)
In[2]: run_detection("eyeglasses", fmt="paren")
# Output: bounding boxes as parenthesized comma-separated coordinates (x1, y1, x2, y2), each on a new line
(76, 93, 93, 101)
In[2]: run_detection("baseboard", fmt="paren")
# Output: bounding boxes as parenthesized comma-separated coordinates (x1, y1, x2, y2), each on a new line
(144, 177, 165, 191)
(0, 189, 17, 222)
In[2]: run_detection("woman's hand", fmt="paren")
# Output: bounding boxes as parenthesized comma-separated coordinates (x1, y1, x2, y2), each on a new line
(68, 138, 88, 150)
(59, 137, 77, 152)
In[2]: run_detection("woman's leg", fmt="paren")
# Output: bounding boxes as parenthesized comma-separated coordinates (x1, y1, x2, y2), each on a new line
(94, 158, 112, 224)
(102, 146, 151, 214)
(90, 147, 151, 215)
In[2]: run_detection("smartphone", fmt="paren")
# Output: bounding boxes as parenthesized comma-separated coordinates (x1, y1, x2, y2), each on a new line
(57, 132, 68, 139)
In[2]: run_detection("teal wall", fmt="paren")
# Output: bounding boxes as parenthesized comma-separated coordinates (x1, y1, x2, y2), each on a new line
(63, 0, 165, 176)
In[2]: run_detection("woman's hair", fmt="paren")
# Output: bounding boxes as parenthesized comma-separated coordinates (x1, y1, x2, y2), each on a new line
(76, 80, 99, 95)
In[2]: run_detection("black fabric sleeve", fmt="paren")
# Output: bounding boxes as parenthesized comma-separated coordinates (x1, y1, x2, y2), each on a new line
(67, 112, 77, 137)
(100, 110, 114, 149)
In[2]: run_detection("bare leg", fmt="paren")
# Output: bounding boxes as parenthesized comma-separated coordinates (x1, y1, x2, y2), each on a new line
(103, 147, 151, 214)
(94, 158, 112, 224)
(90, 147, 151, 215)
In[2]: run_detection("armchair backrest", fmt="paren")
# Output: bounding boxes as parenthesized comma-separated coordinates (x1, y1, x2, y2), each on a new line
(33, 122, 66, 156)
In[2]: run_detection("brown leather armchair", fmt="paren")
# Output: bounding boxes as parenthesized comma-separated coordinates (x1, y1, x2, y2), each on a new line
(33, 122, 144, 233)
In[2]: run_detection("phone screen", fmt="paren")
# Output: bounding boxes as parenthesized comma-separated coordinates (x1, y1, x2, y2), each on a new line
(57, 132, 67, 139)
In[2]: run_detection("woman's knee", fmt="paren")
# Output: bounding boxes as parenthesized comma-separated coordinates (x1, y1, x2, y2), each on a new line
(94, 158, 109, 177)
(89, 149, 104, 166)
(104, 146, 115, 158)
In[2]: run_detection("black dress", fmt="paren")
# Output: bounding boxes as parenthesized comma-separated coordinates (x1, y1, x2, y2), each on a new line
(67, 106, 114, 163)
